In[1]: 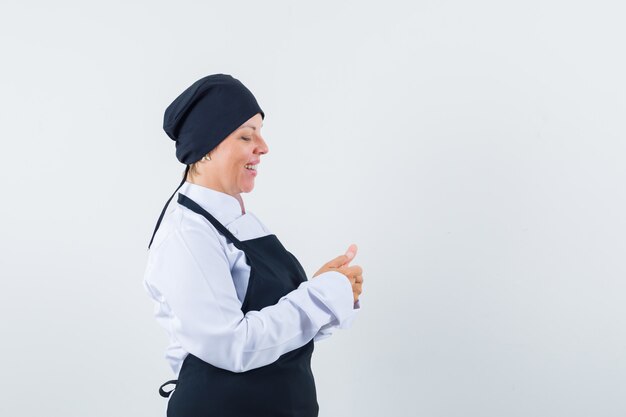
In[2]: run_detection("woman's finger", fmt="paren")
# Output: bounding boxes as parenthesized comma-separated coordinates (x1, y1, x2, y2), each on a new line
(339, 265, 362, 277)
(341, 244, 358, 267)
(324, 254, 351, 269)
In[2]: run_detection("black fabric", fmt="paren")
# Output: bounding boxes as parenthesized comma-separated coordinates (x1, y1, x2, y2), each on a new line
(160, 192, 319, 417)
(159, 380, 178, 398)
(163, 73, 265, 165)
(147, 166, 190, 250)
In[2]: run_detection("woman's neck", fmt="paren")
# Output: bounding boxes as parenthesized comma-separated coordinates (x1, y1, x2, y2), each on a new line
(186, 174, 246, 214)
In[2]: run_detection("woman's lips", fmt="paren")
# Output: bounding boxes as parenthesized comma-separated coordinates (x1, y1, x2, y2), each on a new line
(244, 167, 257, 176)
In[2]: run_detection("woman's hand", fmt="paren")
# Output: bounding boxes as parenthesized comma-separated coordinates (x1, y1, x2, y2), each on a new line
(313, 244, 363, 303)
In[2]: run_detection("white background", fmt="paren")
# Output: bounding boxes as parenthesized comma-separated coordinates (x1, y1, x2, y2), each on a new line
(1, 1, 625, 416)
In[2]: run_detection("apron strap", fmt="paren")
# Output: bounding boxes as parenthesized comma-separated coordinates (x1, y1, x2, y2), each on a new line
(158, 379, 178, 398)
(177, 192, 245, 250)
(148, 166, 190, 250)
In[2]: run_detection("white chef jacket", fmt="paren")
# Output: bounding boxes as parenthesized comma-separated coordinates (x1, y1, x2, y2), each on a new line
(143, 181, 361, 377)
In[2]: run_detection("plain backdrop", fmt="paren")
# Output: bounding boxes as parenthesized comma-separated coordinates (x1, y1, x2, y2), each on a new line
(1, 1, 625, 416)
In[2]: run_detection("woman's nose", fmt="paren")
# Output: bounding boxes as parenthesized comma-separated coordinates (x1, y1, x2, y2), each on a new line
(257, 136, 269, 155)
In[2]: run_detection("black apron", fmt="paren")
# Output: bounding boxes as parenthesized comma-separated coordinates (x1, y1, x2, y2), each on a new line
(158, 192, 319, 417)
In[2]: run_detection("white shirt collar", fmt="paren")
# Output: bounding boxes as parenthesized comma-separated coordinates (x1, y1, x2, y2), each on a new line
(177, 181, 244, 226)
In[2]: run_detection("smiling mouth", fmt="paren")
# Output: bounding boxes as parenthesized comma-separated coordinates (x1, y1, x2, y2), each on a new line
(244, 164, 258, 176)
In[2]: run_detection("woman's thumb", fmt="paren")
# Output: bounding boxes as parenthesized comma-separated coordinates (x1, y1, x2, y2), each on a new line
(325, 244, 358, 269)
(344, 243, 358, 264)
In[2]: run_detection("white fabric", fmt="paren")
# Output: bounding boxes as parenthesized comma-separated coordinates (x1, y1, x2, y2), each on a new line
(143, 181, 361, 376)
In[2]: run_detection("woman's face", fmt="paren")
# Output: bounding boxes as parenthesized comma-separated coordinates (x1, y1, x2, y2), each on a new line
(202, 113, 268, 197)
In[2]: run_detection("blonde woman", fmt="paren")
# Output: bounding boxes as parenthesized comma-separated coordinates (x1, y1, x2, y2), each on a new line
(143, 74, 364, 416)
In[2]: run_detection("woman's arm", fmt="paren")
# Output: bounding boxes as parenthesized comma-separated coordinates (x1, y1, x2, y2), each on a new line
(144, 223, 358, 373)
(313, 298, 361, 342)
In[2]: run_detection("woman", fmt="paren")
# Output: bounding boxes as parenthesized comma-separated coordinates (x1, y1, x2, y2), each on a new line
(143, 73, 364, 417)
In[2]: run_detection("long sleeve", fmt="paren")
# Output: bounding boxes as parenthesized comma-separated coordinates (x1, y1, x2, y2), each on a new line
(313, 298, 361, 342)
(144, 223, 359, 374)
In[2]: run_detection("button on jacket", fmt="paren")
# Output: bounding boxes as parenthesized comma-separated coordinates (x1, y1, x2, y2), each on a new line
(143, 181, 361, 377)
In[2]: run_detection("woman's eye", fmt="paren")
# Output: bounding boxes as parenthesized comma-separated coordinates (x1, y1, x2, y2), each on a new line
(242, 137, 252, 141)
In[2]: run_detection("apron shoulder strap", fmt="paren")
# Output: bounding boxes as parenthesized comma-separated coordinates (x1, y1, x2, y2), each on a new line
(148, 166, 190, 250)
(177, 192, 244, 249)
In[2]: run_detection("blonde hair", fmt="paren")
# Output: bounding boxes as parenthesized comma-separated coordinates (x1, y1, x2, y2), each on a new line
(188, 162, 201, 178)
(186, 152, 211, 180)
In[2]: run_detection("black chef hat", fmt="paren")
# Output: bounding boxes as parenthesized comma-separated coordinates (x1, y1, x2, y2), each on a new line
(164, 73, 265, 164)
(148, 73, 265, 250)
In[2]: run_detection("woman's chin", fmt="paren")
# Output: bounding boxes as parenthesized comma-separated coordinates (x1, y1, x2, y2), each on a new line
(240, 182, 255, 193)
